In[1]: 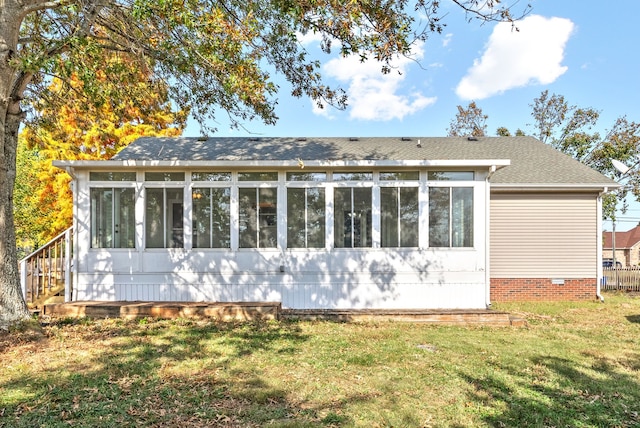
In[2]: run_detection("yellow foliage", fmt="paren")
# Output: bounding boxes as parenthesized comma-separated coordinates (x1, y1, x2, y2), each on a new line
(16, 54, 186, 244)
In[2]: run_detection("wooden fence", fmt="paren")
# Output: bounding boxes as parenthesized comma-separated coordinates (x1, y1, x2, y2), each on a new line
(602, 266, 640, 292)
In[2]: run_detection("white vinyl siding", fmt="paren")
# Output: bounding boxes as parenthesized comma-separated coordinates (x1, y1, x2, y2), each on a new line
(490, 193, 598, 278)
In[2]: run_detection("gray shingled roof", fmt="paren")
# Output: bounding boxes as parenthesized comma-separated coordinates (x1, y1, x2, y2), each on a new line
(112, 136, 616, 187)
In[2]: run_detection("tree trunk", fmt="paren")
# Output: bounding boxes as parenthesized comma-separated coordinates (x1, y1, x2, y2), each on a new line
(1, 3, 32, 326)
(0, 110, 30, 326)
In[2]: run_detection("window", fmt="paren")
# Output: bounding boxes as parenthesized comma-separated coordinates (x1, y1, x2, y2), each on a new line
(380, 187, 419, 247)
(90, 172, 136, 181)
(286, 172, 326, 182)
(145, 188, 184, 248)
(429, 187, 473, 247)
(380, 171, 419, 247)
(145, 172, 185, 182)
(239, 188, 277, 248)
(192, 188, 231, 248)
(428, 171, 474, 181)
(286, 172, 326, 248)
(192, 172, 232, 182)
(380, 171, 419, 181)
(333, 172, 373, 181)
(287, 188, 325, 248)
(90, 188, 135, 248)
(238, 172, 278, 181)
(334, 188, 372, 248)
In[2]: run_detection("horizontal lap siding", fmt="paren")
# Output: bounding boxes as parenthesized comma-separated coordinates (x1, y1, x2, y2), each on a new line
(75, 245, 489, 309)
(490, 193, 598, 278)
(73, 266, 489, 310)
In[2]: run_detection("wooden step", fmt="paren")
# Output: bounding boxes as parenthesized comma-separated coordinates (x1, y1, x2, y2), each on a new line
(28, 284, 66, 309)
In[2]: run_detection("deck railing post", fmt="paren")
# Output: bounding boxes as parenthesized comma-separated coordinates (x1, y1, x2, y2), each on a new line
(64, 228, 72, 302)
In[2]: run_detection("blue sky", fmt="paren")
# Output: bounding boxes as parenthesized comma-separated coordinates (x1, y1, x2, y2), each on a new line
(182, 0, 640, 230)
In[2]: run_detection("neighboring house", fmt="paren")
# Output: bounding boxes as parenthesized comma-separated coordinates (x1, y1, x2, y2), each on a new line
(603, 224, 640, 267)
(52, 136, 617, 309)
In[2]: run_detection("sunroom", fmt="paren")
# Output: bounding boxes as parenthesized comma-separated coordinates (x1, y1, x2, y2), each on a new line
(54, 137, 511, 310)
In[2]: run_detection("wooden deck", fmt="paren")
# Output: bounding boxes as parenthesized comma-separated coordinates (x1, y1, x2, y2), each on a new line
(282, 308, 525, 326)
(42, 301, 526, 326)
(43, 301, 281, 321)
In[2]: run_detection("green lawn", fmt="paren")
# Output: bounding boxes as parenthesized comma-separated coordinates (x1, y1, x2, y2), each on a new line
(1, 293, 640, 427)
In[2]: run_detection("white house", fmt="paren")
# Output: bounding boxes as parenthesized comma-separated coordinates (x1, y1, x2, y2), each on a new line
(52, 136, 617, 309)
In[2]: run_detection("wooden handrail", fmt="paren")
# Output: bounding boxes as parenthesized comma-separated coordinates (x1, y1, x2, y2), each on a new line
(19, 227, 73, 308)
(19, 227, 73, 263)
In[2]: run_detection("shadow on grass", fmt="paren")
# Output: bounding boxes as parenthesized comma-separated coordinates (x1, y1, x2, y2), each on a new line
(460, 354, 640, 427)
(0, 319, 356, 427)
(626, 315, 640, 323)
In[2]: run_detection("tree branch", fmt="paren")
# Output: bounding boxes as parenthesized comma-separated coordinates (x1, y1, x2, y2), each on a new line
(450, 0, 531, 25)
(18, 0, 66, 19)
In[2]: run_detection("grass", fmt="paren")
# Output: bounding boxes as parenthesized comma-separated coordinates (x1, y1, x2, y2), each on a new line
(1, 292, 639, 427)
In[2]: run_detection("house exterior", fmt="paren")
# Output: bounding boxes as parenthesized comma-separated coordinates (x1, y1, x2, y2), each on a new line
(52, 136, 617, 309)
(603, 224, 640, 267)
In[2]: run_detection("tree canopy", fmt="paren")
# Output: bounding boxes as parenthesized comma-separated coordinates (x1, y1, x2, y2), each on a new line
(15, 53, 186, 255)
(448, 92, 640, 220)
(447, 101, 488, 137)
(529, 90, 640, 219)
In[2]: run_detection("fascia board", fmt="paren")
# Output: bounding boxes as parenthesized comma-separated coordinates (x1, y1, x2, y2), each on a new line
(491, 183, 621, 192)
(53, 159, 512, 169)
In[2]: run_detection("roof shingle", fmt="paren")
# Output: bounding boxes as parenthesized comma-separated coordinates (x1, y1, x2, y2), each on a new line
(109, 135, 615, 187)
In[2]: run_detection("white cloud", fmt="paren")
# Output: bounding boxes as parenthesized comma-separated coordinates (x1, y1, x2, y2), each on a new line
(320, 41, 436, 121)
(456, 15, 575, 100)
(442, 33, 453, 48)
(311, 99, 334, 119)
(296, 30, 323, 46)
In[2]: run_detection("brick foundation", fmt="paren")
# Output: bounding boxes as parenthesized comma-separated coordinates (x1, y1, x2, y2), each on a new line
(490, 278, 597, 302)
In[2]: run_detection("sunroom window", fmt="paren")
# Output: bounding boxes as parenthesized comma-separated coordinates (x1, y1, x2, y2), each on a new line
(380, 171, 419, 248)
(145, 172, 185, 182)
(192, 188, 231, 248)
(145, 188, 184, 248)
(90, 188, 135, 248)
(191, 172, 231, 182)
(428, 187, 473, 247)
(286, 172, 326, 248)
(334, 187, 372, 248)
(90, 172, 136, 181)
(380, 187, 419, 247)
(239, 188, 277, 248)
(238, 172, 278, 181)
(427, 171, 474, 181)
(287, 188, 325, 248)
(428, 171, 474, 248)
